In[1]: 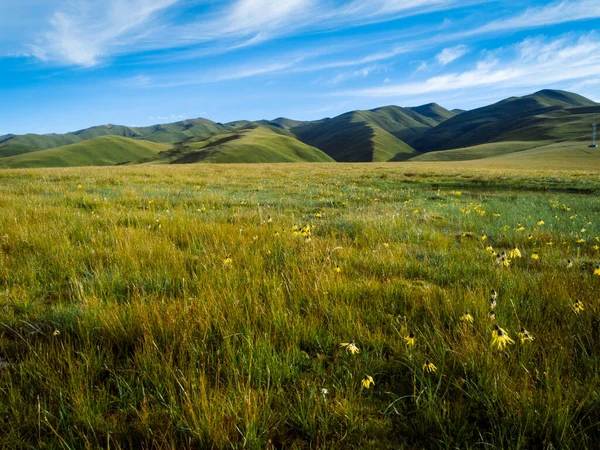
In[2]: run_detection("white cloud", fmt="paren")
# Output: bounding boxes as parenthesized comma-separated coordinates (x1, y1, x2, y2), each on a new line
(27, 0, 473, 66)
(342, 33, 600, 98)
(436, 45, 468, 66)
(328, 65, 381, 85)
(30, 0, 180, 66)
(470, 0, 600, 35)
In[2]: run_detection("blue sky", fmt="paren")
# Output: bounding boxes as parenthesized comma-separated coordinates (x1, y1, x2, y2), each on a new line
(1, 0, 599, 135)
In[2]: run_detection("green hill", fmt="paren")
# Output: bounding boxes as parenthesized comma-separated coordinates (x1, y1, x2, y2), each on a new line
(0, 119, 228, 158)
(0, 136, 170, 168)
(409, 90, 598, 152)
(152, 125, 335, 164)
(462, 141, 600, 170)
(289, 104, 454, 162)
(411, 141, 547, 162)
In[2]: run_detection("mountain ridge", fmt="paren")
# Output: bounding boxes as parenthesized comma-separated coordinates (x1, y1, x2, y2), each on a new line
(0, 89, 597, 167)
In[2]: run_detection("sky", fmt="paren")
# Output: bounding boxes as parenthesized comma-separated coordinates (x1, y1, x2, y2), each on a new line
(1, 0, 599, 135)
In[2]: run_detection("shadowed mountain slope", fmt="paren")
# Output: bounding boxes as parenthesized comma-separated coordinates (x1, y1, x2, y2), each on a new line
(151, 125, 335, 164)
(409, 90, 598, 152)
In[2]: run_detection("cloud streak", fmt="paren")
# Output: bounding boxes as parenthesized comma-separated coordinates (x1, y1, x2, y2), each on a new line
(27, 0, 476, 66)
(436, 45, 469, 66)
(341, 33, 600, 98)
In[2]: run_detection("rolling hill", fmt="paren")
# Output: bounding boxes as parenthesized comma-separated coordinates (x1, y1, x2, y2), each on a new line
(0, 88, 597, 167)
(0, 136, 171, 168)
(409, 90, 598, 152)
(0, 119, 228, 158)
(289, 104, 457, 162)
(151, 125, 335, 164)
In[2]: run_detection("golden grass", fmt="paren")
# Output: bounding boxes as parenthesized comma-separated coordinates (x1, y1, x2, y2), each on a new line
(0, 163, 599, 449)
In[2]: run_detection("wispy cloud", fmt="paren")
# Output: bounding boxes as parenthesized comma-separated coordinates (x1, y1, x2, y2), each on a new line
(436, 45, 469, 66)
(27, 0, 474, 66)
(342, 33, 600, 98)
(469, 0, 600, 35)
(121, 56, 306, 88)
(30, 0, 179, 66)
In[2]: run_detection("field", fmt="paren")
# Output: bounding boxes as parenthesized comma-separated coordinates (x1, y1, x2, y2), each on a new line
(1, 162, 600, 449)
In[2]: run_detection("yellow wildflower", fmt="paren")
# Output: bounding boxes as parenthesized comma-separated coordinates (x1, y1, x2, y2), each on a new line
(572, 300, 585, 313)
(509, 247, 522, 258)
(362, 375, 375, 389)
(516, 226, 525, 232)
(52, 329, 60, 337)
(491, 325, 515, 350)
(383, 242, 390, 248)
(460, 312, 474, 323)
(537, 220, 545, 226)
(577, 238, 585, 244)
(404, 332, 416, 347)
(594, 266, 600, 276)
(423, 360, 437, 373)
(340, 342, 360, 354)
(481, 234, 487, 241)
(531, 253, 539, 260)
(486, 246, 494, 253)
(333, 267, 341, 273)
(518, 327, 534, 344)
(223, 257, 233, 265)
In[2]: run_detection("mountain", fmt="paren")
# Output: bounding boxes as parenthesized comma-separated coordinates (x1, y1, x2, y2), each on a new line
(409, 90, 598, 152)
(0, 89, 596, 167)
(290, 104, 457, 162)
(0, 136, 170, 168)
(0, 119, 228, 158)
(151, 125, 335, 164)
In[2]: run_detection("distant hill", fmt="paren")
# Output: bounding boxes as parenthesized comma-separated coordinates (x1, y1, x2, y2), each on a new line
(0, 119, 228, 158)
(409, 90, 598, 152)
(289, 103, 456, 162)
(0, 136, 170, 168)
(0, 89, 597, 167)
(151, 125, 335, 164)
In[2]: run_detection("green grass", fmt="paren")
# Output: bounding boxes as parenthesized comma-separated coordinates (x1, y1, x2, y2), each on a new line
(0, 163, 599, 449)
(290, 105, 452, 162)
(153, 125, 335, 164)
(412, 141, 548, 161)
(409, 90, 599, 152)
(0, 120, 228, 158)
(0, 136, 171, 168)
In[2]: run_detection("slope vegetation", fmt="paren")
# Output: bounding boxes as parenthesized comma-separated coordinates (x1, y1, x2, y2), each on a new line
(153, 125, 335, 164)
(0, 119, 228, 157)
(410, 90, 598, 152)
(290, 103, 456, 162)
(0, 136, 170, 168)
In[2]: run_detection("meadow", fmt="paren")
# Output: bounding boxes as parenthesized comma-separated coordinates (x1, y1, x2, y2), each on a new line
(0, 163, 599, 449)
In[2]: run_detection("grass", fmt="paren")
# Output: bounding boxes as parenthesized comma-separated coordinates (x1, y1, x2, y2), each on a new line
(0, 163, 599, 449)
(409, 90, 599, 152)
(152, 125, 335, 164)
(0, 136, 171, 168)
(411, 141, 545, 161)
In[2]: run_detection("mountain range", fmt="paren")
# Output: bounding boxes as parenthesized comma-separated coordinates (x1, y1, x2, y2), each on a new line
(1, 89, 598, 168)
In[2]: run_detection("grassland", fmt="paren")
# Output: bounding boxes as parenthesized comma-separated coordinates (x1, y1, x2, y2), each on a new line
(0, 136, 171, 168)
(152, 126, 335, 164)
(0, 163, 599, 449)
